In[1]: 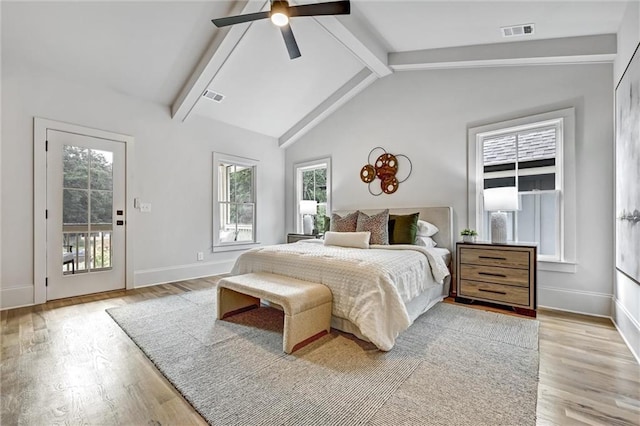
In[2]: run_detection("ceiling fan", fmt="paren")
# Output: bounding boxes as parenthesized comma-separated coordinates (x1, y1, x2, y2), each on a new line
(211, 0, 350, 60)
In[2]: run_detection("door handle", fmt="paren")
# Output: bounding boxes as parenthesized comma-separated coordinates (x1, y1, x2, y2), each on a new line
(116, 220, 124, 226)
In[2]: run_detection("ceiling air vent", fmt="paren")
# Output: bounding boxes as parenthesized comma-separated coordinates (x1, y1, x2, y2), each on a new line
(202, 89, 225, 103)
(501, 23, 535, 38)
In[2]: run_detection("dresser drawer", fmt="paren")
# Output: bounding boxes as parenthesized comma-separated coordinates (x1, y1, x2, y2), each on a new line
(459, 280, 529, 306)
(460, 247, 530, 269)
(459, 264, 529, 287)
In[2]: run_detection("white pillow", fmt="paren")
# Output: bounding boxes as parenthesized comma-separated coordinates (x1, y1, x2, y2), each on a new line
(417, 220, 439, 237)
(415, 236, 437, 248)
(323, 231, 370, 249)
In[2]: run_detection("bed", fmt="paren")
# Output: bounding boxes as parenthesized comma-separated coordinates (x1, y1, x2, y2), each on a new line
(230, 207, 453, 351)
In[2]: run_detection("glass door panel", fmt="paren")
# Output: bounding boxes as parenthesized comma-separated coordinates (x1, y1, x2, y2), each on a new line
(62, 145, 114, 275)
(47, 128, 125, 301)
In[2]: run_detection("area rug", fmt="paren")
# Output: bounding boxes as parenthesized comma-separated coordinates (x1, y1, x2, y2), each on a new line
(107, 288, 539, 425)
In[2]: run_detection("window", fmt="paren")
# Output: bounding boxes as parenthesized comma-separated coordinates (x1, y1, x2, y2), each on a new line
(468, 108, 576, 265)
(295, 158, 331, 234)
(481, 124, 561, 258)
(213, 153, 257, 250)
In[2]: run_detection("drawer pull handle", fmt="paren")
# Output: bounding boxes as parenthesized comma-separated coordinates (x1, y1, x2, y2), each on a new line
(479, 289, 507, 295)
(478, 272, 507, 278)
(479, 255, 507, 260)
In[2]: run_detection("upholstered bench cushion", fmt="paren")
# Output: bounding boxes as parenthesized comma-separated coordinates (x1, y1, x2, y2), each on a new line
(217, 272, 332, 353)
(218, 272, 331, 314)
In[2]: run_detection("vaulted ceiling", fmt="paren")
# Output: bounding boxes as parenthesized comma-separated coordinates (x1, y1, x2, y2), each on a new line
(1, 1, 629, 146)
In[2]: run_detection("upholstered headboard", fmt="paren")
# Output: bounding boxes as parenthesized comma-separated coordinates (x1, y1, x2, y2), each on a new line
(332, 207, 454, 253)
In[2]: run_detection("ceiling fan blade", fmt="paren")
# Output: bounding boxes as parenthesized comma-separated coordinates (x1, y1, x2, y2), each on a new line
(211, 11, 270, 27)
(280, 24, 301, 60)
(289, 1, 350, 18)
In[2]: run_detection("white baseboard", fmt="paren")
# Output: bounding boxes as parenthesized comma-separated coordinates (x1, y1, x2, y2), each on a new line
(0, 261, 234, 311)
(612, 297, 640, 364)
(134, 260, 235, 288)
(538, 285, 612, 317)
(0, 285, 34, 310)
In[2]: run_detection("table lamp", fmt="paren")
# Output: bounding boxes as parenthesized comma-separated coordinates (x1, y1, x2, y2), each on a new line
(299, 200, 318, 235)
(483, 187, 519, 244)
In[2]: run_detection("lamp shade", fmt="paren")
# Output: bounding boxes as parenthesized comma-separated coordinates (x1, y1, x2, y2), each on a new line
(299, 200, 318, 215)
(483, 187, 519, 212)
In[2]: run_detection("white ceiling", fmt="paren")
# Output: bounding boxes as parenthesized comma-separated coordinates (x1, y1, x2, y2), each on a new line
(354, 0, 628, 53)
(1, 1, 234, 105)
(1, 1, 630, 142)
(190, 15, 364, 137)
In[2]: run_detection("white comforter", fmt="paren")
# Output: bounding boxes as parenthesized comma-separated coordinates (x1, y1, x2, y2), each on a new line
(230, 241, 450, 351)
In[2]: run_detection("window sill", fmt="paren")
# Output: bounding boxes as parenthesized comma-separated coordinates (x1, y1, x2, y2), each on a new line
(538, 259, 577, 273)
(213, 242, 261, 253)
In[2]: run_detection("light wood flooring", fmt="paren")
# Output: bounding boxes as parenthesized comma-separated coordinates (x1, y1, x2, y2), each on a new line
(1, 277, 639, 425)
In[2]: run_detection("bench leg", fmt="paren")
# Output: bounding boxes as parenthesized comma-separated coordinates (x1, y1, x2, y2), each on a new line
(283, 301, 332, 354)
(217, 287, 260, 320)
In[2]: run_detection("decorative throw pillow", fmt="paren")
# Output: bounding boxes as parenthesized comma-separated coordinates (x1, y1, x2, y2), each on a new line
(323, 231, 370, 249)
(330, 211, 359, 232)
(356, 210, 389, 245)
(417, 219, 439, 237)
(388, 212, 420, 245)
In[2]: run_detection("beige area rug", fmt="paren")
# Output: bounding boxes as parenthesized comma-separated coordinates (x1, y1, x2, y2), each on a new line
(107, 288, 539, 425)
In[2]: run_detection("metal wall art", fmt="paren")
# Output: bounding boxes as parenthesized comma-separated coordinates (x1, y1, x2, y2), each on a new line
(360, 147, 412, 196)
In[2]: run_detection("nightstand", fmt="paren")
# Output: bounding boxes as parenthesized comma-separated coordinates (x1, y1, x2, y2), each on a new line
(455, 241, 537, 317)
(287, 233, 321, 243)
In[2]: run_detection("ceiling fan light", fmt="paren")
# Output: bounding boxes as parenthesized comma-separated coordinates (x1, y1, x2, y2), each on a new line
(271, 12, 289, 27)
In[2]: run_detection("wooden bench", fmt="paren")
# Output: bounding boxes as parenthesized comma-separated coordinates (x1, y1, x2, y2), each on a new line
(217, 273, 332, 354)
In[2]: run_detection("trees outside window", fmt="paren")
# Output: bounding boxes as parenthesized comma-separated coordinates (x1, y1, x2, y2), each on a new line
(63, 146, 113, 225)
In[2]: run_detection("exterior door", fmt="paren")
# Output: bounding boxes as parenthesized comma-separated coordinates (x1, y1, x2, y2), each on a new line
(46, 130, 126, 300)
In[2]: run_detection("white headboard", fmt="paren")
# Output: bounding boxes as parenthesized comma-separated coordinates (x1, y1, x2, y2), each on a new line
(332, 206, 454, 253)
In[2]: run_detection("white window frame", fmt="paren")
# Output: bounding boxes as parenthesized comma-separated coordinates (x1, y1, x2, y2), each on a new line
(468, 108, 577, 271)
(294, 157, 331, 234)
(212, 152, 258, 252)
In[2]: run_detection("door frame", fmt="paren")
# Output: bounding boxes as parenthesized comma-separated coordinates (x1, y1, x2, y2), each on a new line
(34, 118, 135, 304)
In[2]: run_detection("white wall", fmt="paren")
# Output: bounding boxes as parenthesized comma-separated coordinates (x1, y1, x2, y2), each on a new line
(285, 63, 614, 316)
(1, 56, 285, 309)
(613, 0, 640, 361)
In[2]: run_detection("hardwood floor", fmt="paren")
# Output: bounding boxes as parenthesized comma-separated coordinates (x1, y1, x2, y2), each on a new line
(1, 277, 638, 425)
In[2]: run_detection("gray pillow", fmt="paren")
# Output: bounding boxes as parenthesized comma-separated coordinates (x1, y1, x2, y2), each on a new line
(330, 211, 359, 232)
(356, 210, 389, 245)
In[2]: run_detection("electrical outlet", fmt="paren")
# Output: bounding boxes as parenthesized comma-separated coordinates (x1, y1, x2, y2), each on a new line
(197, 252, 204, 261)
(140, 202, 152, 213)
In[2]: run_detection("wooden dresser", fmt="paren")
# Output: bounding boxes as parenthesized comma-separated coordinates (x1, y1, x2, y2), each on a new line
(455, 242, 537, 317)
